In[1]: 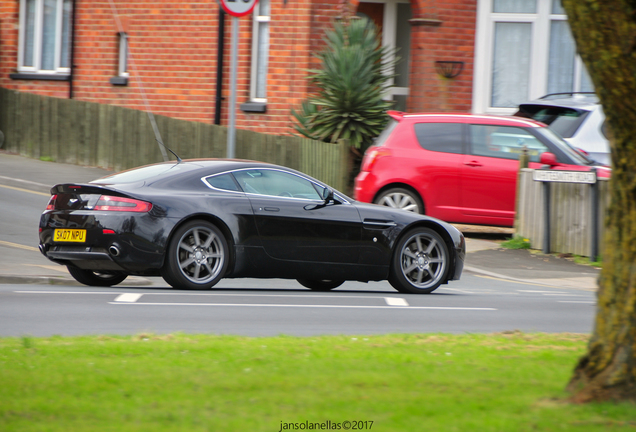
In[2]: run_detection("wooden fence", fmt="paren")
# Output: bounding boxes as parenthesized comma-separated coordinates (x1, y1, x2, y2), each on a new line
(0, 88, 349, 192)
(516, 168, 610, 257)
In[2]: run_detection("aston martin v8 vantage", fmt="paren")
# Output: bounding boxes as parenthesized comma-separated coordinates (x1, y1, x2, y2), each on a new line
(39, 159, 465, 294)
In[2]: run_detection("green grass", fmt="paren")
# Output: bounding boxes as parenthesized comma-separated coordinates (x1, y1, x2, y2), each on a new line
(500, 236, 603, 268)
(1, 333, 634, 431)
(570, 254, 603, 268)
(501, 236, 532, 249)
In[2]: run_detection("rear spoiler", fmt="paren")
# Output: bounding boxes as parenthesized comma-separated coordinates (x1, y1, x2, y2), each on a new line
(387, 110, 405, 122)
(50, 184, 130, 198)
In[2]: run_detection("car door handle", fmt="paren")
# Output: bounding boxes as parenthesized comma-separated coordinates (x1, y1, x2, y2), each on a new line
(260, 207, 280, 212)
(464, 160, 482, 167)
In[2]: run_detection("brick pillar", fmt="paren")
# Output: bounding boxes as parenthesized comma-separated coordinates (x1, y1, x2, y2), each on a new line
(407, 0, 477, 113)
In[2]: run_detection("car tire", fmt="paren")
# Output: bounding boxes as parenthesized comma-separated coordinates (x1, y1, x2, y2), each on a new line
(389, 227, 449, 294)
(374, 188, 423, 214)
(297, 279, 345, 291)
(67, 266, 128, 287)
(161, 220, 229, 290)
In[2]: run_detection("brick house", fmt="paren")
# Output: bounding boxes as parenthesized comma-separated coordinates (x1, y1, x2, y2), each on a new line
(0, 0, 589, 137)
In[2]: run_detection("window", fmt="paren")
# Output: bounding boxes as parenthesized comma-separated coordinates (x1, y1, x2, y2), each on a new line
(250, 0, 270, 101)
(414, 123, 464, 154)
(109, 32, 129, 85)
(232, 169, 322, 201)
(118, 32, 129, 77)
(473, 0, 594, 115)
(18, 0, 72, 74)
(469, 125, 547, 162)
(546, 2, 593, 94)
(205, 174, 240, 192)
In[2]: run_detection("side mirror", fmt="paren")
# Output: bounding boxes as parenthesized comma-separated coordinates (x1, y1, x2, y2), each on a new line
(322, 187, 334, 203)
(304, 188, 336, 211)
(540, 152, 558, 167)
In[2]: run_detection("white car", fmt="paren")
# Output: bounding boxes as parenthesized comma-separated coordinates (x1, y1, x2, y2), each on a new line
(515, 93, 610, 166)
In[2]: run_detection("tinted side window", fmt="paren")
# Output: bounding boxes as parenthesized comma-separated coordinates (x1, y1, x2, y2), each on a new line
(413, 123, 464, 154)
(233, 169, 322, 200)
(469, 125, 548, 162)
(206, 173, 240, 191)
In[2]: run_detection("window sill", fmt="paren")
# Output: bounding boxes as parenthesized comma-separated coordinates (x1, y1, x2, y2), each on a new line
(240, 101, 267, 113)
(10, 73, 70, 81)
(110, 76, 129, 86)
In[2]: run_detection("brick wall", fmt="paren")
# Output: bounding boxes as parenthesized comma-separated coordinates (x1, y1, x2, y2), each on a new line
(0, 0, 321, 135)
(0, 0, 477, 136)
(407, 0, 477, 113)
(0, 1, 74, 99)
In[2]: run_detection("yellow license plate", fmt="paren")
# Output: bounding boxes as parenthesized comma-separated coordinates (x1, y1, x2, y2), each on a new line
(53, 229, 86, 243)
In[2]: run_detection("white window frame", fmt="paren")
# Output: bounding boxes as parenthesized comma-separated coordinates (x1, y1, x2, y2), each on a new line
(18, 0, 71, 75)
(472, 0, 590, 115)
(249, 0, 270, 102)
(118, 32, 129, 77)
(356, 0, 411, 103)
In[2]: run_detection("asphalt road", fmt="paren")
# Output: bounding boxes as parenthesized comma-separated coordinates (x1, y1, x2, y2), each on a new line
(0, 183, 52, 278)
(0, 273, 596, 337)
(0, 153, 599, 337)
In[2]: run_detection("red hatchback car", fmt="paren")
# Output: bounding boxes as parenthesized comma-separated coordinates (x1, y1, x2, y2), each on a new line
(354, 112, 610, 227)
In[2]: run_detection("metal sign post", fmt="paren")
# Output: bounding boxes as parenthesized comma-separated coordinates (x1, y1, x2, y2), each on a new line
(227, 16, 239, 159)
(218, 0, 259, 159)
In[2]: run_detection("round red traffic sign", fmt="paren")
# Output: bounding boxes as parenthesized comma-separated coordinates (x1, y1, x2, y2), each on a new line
(218, 0, 259, 17)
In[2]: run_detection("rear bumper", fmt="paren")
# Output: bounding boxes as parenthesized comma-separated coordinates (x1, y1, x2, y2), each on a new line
(41, 244, 126, 271)
(39, 211, 172, 273)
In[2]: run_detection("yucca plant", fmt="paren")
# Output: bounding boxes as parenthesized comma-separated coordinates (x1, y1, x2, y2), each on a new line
(292, 18, 399, 151)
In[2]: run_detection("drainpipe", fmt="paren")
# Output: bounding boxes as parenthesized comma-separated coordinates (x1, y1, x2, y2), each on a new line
(214, 9, 226, 125)
(68, 0, 77, 99)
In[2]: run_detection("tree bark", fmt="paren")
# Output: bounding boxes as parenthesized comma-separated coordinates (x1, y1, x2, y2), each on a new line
(562, 0, 636, 402)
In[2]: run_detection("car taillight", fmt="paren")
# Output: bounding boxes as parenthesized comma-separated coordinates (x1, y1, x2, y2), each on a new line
(361, 147, 391, 172)
(46, 195, 57, 210)
(94, 195, 152, 212)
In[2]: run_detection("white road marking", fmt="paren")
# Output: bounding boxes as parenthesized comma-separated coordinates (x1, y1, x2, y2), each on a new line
(16, 291, 125, 294)
(16, 291, 398, 299)
(15, 290, 496, 310)
(558, 301, 595, 304)
(114, 293, 143, 303)
(108, 302, 496, 310)
(385, 297, 409, 306)
(444, 288, 519, 295)
(518, 290, 566, 294)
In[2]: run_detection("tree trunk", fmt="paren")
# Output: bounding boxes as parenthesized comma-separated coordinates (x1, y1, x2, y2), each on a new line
(562, 0, 636, 402)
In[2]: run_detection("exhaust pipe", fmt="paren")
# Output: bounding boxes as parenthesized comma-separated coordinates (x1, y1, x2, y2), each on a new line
(108, 245, 121, 257)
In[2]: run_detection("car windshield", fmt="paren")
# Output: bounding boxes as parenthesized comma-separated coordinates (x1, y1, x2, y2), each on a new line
(518, 105, 589, 138)
(92, 162, 192, 184)
(535, 127, 594, 165)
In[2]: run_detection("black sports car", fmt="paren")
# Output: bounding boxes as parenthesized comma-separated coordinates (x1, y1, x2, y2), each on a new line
(38, 159, 465, 294)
